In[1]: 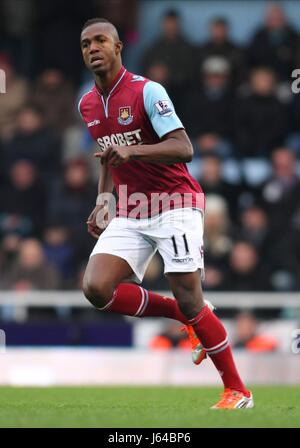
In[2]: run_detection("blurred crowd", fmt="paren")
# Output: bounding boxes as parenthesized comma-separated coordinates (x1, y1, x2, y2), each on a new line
(149, 311, 279, 352)
(1, 2, 300, 293)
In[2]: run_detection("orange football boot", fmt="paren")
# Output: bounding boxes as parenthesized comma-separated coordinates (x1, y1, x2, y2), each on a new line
(211, 388, 254, 409)
(181, 325, 207, 365)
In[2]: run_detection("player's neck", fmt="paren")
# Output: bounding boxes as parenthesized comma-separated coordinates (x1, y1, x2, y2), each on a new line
(95, 62, 123, 98)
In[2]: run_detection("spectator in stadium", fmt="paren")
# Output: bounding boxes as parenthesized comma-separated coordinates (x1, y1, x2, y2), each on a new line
(182, 56, 234, 142)
(234, 205, 270, 253)
(258, 148, 300, 290)
(290, 203, 300, 291)
(140, 9, 194, 108)
(0, 238, 61, 290)
(234, 67, 288, 157)
(224, 241, 271, 291)
(48, 158, 96, 260)
(196, 153, 240, 221)
(197, 17, 245, 85)
(2, 105, 62, 184)
(43, 224, 75, 288)
(0, 160, 47, 236)
(233, 311, 278, 352)
(0, 0, 36, 77)
(202, 195, 232, 291)
(35, 0, 95, 84)
(259, 148, 300, 236)
(190, 134, 233, 165)
(143, 61, 170, 89)
(0, 233, 22, 276)
(61, 124, 93, 163)
(286, 91, 300, 156)
(31, 69, 77, 136)
(149, 322, 190, 351)
(247, 3, 300, 81)
(0, 53, 28, 141)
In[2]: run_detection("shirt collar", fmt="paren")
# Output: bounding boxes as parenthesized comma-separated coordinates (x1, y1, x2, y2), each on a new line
(95, 66, 127, 97)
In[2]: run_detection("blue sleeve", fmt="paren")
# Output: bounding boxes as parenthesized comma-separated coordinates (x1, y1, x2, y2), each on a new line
(143, 81, 184, 138)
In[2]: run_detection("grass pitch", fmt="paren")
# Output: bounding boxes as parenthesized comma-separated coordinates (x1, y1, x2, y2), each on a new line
(0, 386, 299, 428)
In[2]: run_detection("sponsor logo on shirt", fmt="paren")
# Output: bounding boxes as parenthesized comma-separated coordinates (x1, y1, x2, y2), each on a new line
(96, 129, 142, 151)
(118, 106, 133, 125)
(154, 100, 173, 117)
(87, 119, 101, 127)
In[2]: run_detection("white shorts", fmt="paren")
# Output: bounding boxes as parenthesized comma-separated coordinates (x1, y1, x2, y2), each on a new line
(90, 208, 205, 283)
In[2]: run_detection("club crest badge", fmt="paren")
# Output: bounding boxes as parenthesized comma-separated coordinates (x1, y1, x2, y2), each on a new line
(118, 106, 133, 125)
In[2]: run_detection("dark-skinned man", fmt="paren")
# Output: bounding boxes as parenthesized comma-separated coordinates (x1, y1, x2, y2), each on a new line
(79, 18, 253, 409)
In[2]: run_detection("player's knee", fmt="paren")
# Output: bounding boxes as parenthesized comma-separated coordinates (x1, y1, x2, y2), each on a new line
(177, 294, 196, 318)
(82, 277, 114, 309)
(172, 284, 204, 319)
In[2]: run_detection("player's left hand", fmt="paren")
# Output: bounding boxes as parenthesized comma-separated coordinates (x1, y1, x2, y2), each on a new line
(94, 145, 132, 167)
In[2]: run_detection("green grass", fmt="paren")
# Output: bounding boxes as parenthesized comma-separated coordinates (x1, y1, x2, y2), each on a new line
(0, 386, 299, 428)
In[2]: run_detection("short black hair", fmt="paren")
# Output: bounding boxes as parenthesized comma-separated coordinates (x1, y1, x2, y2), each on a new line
(81, 18, 120, 41)
(211, 17, 228, 27)
(163, 9, 180, 20)
(20, 103, 44, 117)
(82, 18, 110, 32)
(201, 151, 222, 162)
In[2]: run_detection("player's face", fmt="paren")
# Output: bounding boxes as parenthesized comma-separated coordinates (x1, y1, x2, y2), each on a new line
(80, 23, 122, 75)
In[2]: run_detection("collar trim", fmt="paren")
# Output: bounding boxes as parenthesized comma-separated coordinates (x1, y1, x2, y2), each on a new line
(95, 66, 126, 97)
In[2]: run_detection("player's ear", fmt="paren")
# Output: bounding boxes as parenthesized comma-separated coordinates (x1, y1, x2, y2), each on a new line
(115, 40, 123, 55)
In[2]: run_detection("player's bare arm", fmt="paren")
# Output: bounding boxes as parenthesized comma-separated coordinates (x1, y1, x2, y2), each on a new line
(94, 129, 193, 167)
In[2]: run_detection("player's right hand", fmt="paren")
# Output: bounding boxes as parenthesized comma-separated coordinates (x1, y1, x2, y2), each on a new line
(86, 204, 107, 239)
